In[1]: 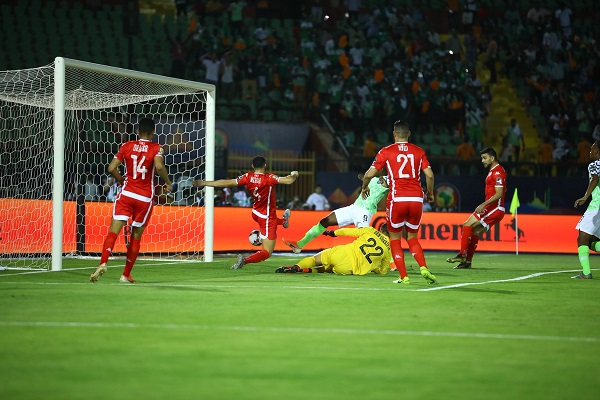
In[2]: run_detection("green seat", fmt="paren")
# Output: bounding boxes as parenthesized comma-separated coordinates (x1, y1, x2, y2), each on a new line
(421, 132, 435, 145)
(429, 143, 443, 156)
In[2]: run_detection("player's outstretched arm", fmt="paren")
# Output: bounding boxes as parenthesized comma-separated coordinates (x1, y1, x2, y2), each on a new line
(279, 171, 299, 185)
(193, 178, 238, 188)
(361, 167, 378, 198)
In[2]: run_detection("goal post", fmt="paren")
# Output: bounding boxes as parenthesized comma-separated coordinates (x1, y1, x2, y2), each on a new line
(0, 57, 215, 271)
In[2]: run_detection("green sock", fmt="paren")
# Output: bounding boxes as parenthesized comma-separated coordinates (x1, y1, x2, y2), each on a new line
(578, 245, 592, 275)
(592, 241, 600, 252)
(298, 223, 326, 248)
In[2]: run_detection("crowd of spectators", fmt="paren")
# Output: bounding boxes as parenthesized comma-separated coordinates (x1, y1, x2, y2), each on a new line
(499, 1, 599, 173)
(161, 1, 596, 173)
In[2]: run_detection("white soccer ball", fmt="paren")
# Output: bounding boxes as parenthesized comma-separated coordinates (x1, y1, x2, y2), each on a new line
(249, 230, 262, 246)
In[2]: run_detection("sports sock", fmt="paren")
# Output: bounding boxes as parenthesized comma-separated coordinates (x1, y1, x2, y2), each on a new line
(123, 237, 141, 277)
(578, 245, 592, 275)
(407, 238, 427, 268)
(245, 249, 270, 264)
(297, 257, 317, 270)
(459, 225, 472, 256)
(297, 223, 326, 248)
(390, 239, 407, 278)
(591, 241, 600, 252)
(100, 232, 118, 265)
(466, 235, 479, 262)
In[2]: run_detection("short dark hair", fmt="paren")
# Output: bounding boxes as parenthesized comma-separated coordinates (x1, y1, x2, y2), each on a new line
(480, 147, 497, 159)
(138, 117, 155, 135)
(252, 156, 266, 168)
(393, 120, 410, 136)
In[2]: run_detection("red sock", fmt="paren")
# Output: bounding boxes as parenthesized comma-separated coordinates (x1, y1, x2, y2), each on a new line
(277, 218, 284, 225)
(460, 225, 473, 256)
(407, 238, 427, 268)
(466, 235, 479, 262)
(123, 238, 141, 277)
(100, 232, 118, 265)
(390, 239, 407, 278)
(244, 249, 270, 264)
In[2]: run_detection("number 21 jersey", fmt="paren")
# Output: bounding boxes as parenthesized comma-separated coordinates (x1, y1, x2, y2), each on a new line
(371, 141, 431, 201)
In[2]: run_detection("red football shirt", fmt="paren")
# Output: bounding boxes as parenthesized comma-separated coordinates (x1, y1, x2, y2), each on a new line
(485, 163, 507, 209)
(236, 171, 280, 218)
(115, 139, 164, 202)
(371, 141, 431, 201)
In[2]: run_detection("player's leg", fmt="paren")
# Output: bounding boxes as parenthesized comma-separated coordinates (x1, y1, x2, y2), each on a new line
(238, 215, 274, 268)
(387, 203, 410, 284)
(120, 199, 153, 283)
(276, 251, 323, 273)
(447, 213, 479, 264)
(575, 230, 594, 278)
(284, 210, 338, 252)
(277, 208, 291, 228)
(91, 196, 131, 282)
(589, 235, 600, 252)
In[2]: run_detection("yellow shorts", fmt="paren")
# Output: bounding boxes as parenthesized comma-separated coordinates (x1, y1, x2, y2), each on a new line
(320, 245, 354, 275)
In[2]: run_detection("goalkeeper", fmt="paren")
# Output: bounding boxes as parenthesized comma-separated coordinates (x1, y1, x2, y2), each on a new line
(276, 224, 391, 275)
(282, 174, 388, 253)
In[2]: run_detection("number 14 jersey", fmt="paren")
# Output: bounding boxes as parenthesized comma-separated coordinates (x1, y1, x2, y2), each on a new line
(116, 138, 164, 202)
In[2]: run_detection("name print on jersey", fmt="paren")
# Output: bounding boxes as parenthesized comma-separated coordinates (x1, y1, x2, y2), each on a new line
(133, 143, 149, 152)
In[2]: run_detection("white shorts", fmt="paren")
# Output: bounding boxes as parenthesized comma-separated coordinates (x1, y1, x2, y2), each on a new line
(333, 204, 372, 228)
(576, 210, 600, 237)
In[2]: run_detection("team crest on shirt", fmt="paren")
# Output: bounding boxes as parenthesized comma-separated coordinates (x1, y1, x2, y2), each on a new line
(158, 147, 164, 155)
(496, 177, 503, 185)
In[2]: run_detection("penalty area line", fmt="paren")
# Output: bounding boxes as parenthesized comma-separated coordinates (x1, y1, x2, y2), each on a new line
(0, 320, 597, 343)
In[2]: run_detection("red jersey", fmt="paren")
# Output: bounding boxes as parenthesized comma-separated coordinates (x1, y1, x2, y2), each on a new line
(485, 163, 507, 210)
(371, 141, 431, 201)
(115, 139, 164, 202)
(236, 171, 280, 219)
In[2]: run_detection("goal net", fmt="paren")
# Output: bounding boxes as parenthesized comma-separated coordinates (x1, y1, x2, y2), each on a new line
(0, 57, 215, 270)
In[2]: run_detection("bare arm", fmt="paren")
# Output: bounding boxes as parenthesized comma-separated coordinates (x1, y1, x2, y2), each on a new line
(278, 171, 299, 185)
(475, 186, 503, 214)
(107, 158, 124, 185)
(423, 167, 434, 203)
(193, 178, 238, 188)
(575, 174, 599, 207)
(361, 167, 379, 199)
(154, 156, 173, 192)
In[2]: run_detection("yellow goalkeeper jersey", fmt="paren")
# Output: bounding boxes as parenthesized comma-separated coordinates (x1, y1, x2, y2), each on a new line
(334, 227, 392, 275)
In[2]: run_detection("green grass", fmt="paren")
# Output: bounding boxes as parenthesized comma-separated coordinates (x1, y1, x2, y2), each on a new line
(1, 252, 599, 400)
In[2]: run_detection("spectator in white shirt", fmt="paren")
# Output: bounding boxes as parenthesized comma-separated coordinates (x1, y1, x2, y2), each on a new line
(304, 184, 330, 211)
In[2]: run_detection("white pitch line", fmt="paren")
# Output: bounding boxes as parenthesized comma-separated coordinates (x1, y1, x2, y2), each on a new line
(0, 320, 596, 343)
(417, 268, 598, 291)
(1, 268, 596, 292)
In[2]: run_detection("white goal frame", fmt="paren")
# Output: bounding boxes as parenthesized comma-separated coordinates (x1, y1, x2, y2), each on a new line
(50, 57, 215, 270)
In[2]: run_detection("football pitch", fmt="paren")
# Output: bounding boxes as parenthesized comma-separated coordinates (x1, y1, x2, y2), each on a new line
(1, 252, 599, 400)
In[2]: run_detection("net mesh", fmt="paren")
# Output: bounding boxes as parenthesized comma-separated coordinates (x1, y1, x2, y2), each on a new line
(0, 61, 210, 269)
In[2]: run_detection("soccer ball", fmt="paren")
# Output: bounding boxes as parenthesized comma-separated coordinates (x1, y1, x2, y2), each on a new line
(248, 230, 262, 246)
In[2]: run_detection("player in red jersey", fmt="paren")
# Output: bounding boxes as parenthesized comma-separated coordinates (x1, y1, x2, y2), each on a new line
(90, 118, 172, 284)
(361, 120, 436, 285)
(193, 156, 299, 269)
(447, 147, 507, 269)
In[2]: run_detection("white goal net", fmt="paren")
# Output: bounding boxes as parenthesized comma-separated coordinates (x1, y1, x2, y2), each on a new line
(0, 57, 215, 270)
